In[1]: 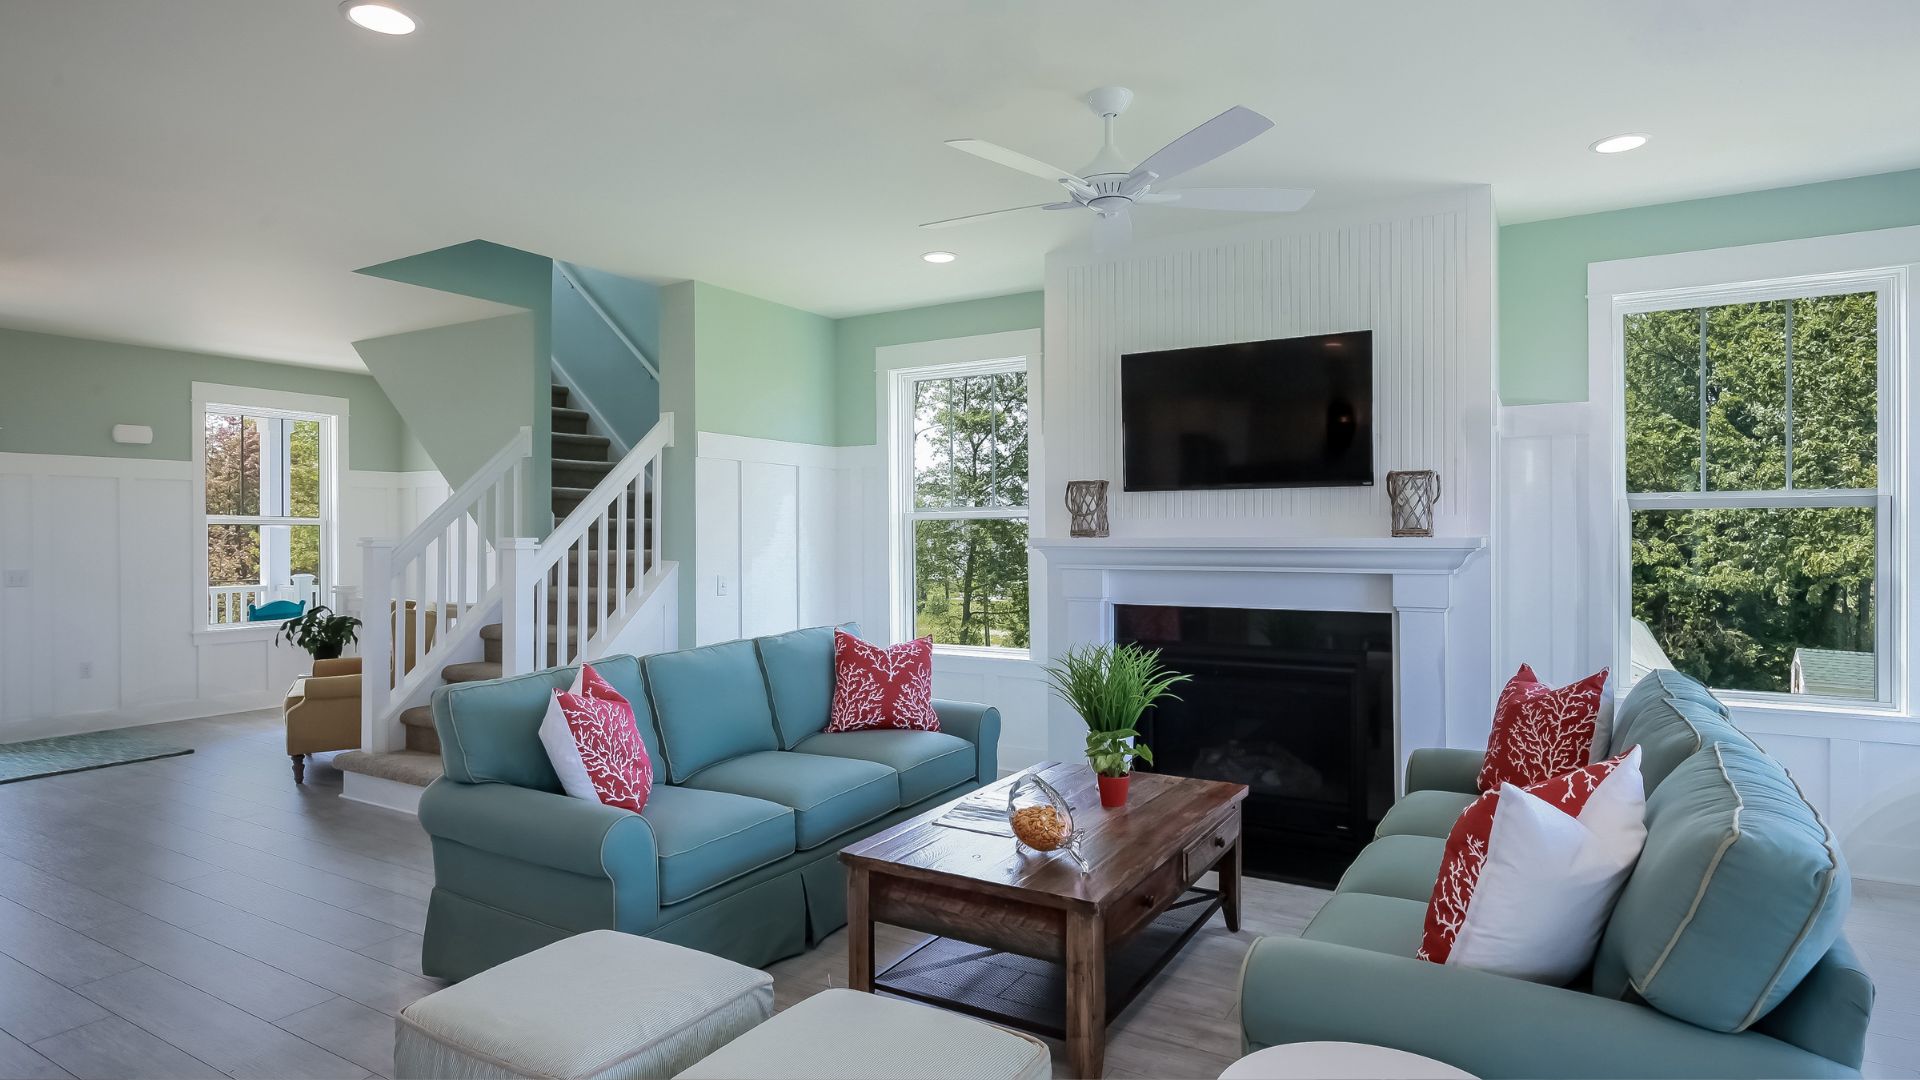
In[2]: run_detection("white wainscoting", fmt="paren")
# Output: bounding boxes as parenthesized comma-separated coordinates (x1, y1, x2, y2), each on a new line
(693, 432, 866, 645)
(1042, 188, 1498, 541)
(1494, 405, 1920, 884)
(928, 650, 1050, 776)
(0, 452, 444, 739)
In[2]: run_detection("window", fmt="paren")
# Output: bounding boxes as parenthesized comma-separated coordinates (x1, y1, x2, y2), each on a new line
(1622, 286, 1889, 702)
(201, 403, 332, 628)
(893, 359, 1031, 651)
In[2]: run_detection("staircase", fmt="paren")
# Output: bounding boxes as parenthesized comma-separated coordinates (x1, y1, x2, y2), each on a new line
(335, 390, 674, 810)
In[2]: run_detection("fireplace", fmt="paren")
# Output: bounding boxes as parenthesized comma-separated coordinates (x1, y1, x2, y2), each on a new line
(1118, 605, 1394, 886)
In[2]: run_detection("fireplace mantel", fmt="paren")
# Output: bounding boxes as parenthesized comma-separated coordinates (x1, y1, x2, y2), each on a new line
(1030, 535, 1486, 575)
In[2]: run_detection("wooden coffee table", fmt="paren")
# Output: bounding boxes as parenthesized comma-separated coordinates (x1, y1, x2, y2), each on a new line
(841, 762, 1247, 1079)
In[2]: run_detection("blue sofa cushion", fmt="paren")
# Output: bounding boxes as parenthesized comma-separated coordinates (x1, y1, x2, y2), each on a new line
(755, 623, 857, 749)
(1594, 741, 1850, 1033)
(637, 785, 796, 905)
(435, 656, 662, 789)
(1300, 892, 1430, 957)
(1335, 835, 1446, 903)
(643, 640, 780, 782)
(1375, 789, 1475, 840)
(1610, 669, 1752, 791)
(682, 751, 899, 851)
(792, 729, 974, 805)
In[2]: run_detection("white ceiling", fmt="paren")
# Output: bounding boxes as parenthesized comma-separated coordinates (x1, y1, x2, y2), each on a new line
(4, 0, 1919, 370)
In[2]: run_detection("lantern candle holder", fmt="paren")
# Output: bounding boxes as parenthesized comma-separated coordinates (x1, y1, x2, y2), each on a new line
(1066, 480, 1109, 538)
(1386, 470, 1441, 537)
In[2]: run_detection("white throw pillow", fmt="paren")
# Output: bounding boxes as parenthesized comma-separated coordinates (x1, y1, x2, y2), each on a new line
(1442, 747, 1647, 984)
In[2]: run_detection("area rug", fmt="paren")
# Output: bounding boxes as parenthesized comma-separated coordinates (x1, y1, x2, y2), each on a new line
(0, 730, 193, 784)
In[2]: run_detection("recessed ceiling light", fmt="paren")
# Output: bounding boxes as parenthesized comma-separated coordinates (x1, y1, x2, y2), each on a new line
(342, 2, 417, 35)
(922, 251, 957, 264)
(1590, 133, 1649, 155)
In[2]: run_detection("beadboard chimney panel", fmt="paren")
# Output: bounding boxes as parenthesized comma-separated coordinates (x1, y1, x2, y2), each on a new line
(1041, 189, 1496, 541)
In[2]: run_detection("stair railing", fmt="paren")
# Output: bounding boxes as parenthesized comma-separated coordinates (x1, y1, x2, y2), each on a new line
(361, 426, 533, 753)
(500, 412, 673, 675)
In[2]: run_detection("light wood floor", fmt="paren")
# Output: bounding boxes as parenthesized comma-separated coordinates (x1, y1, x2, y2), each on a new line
(0, 708, 1913, 1079)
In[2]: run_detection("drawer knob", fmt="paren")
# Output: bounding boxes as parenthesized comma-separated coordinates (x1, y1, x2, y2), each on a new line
(1142, 893, 1159, 907)
(1214, 836, 1227, 848)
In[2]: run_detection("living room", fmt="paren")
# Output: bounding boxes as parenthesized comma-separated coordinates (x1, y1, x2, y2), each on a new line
(0, 2, 1916, 1078)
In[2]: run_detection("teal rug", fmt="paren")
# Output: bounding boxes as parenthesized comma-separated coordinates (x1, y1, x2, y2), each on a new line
(0, 730, 193, 784)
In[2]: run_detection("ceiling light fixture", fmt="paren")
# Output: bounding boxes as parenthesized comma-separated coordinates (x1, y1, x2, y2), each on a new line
(1590, 133, 1649, 155)
(921, 251, 957, 264)
(342, 2, 417, 35)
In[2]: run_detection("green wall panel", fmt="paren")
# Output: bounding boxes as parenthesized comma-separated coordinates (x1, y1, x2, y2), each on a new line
(691, 282, 837, 446)
(1500, 168, 1920, 404)
(832, 291, 1043, 445)
(0, 327, 421, 471)
(352, 313, 539, 488)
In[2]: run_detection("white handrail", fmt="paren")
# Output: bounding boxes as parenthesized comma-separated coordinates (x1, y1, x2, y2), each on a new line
(554, 261, 662, 382)
(361, 425, 534, 753)
(502, 412, 673, 674)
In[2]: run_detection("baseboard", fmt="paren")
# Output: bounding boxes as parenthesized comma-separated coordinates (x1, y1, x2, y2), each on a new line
(1, 691, 282, 743)
(340, 771, 426, 815)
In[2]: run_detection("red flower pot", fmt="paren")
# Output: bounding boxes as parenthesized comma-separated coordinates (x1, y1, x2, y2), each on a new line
(1097, 772, 1130, 808)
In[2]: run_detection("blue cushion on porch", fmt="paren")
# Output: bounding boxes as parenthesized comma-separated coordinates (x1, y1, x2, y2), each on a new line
(248, 599, 305, 621)
(754, 623, 856, 749)
(643, 640, 780, 782)
(792, 729, 974, 805)
(637, 785, 796, 905)
(681, 751, 899, 851)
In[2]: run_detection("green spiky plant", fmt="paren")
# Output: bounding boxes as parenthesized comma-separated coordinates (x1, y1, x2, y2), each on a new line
(1044, 643, 1193, 778)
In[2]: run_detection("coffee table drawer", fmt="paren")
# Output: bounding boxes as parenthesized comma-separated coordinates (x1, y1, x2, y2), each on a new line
(1181, 813, 1238, 883)
(1105, 857, 1186, 944)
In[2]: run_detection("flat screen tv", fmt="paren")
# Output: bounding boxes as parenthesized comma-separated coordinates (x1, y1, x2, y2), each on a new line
(1121, 330, 1373, 491)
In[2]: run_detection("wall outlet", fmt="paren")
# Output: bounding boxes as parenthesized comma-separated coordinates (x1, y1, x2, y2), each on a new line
(2, 569, 26, 588)
(715, 575, 729, 596)
(78, 661, 93, 680)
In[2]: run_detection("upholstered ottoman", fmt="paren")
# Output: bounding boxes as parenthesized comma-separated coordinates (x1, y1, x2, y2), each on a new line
(394, 930, 773, 1080)
(674, 989, 1051, 1080)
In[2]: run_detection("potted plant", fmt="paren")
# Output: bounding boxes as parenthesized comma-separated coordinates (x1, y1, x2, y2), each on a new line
(1044, 643, 1192, 808)
(278, 606, 362, 662)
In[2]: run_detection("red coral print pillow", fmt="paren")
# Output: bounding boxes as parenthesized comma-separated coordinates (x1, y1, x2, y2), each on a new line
(827, 630, 938, 733)
(537, 663, 654, 812)
(1476, 664, 1609, 792)
(1419, 749, 1639, 968)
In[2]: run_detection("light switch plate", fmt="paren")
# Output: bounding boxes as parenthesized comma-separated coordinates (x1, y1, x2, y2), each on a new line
(2, 569, 26, 589)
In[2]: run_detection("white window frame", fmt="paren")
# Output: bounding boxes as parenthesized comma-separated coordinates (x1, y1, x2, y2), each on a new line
(882, 342, 1038, 658)
(191, 383, 346, 639)
(1589, 228, 1919, 722)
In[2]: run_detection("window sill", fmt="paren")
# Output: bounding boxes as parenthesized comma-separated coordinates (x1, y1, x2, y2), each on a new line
(192, 623, 287, 644)
(932, 644, 1035, 666)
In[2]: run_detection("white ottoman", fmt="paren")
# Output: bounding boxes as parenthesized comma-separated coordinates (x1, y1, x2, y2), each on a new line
(1220, 1041, 1476, 1079)
(395, 930, 773, 1080)
(674, 989, 1050, 1080)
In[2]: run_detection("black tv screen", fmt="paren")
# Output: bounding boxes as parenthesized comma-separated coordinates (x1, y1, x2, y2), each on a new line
(1121, 331, 1373, 491)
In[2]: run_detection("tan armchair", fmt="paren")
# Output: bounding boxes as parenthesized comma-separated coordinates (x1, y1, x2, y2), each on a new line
(285, 656, 362, 783)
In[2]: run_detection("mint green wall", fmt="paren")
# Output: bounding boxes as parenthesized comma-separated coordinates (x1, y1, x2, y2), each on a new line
(832, 291, 1044, 445)
(691, 282, 837, 446)
(552, 265, 661, 449)
(1500, 168, 1920, 404)
(659, 282, 699, 643)
(0, 326, 424, 471)
(352, 313, 539, 488)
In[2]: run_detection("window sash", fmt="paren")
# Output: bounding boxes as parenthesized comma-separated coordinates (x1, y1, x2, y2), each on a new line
(200, 401, 331, 629)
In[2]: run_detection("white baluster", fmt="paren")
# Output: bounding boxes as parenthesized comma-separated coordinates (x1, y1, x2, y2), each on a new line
(498, 538, 538, 676)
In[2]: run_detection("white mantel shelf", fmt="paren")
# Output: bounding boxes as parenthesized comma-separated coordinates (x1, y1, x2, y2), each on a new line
(1030, 535, 1488, 575)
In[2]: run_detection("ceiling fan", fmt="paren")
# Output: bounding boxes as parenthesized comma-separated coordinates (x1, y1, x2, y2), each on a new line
(923, 87, 1313, 252)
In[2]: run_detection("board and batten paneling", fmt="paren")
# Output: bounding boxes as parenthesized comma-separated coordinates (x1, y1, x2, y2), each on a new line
(0, 451, 444, 738)
(1042, 189, 1496, 541)
(693, 432, 866, 646)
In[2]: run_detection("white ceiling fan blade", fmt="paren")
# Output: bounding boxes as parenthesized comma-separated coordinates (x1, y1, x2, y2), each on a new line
(1092, 210, 1132, 254)
(1127, 105, 1274, 186)
(946, 139, 1096, 198)
(1156, 187, 1315, 213)
(920, 204, 1054, 229)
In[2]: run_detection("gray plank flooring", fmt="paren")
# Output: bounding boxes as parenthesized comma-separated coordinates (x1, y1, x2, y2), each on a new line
(0, 708, 1912, 1078)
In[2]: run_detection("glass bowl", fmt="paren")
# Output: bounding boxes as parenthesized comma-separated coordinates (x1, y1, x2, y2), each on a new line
(1006, 773, 1088, 873)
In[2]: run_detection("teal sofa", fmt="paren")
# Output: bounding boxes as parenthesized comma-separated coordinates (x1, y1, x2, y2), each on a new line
(415, 625, 1000, 982)
(1239, 669, 1873, 1078)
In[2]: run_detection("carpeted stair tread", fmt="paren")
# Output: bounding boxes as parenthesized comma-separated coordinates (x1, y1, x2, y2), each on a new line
(399, 705, 434, 729)
(441, 661, 503, 683)
(550, 384, 569, 407)
(551, 406, 591, 435)
(552, 432, 610, 457)
(334, 749, 442, 788)
(400, 705, 440, 754)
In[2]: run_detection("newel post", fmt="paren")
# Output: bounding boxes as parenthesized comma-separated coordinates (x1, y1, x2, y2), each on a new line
(360, 538, 396, 754)
(499, 537, 539, 676)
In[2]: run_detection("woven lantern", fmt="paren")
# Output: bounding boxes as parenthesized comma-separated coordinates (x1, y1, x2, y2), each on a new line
(1386, 470, 1440, 537)
(1066, 480, 1109, 538)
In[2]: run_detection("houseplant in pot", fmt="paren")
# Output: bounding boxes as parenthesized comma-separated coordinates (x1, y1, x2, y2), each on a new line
(278, 606, 361, 662)
(1044, 642, 1192, 808)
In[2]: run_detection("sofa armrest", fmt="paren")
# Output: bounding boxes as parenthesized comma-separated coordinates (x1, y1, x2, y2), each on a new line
(1404, 747, 1484, 796)
(1239, 936, 1854, 1079)
(933, 700, 1000, 781)
(313, 656, 363, 677)
(417, 780, 658, 914)
(300, 672, 361, 701)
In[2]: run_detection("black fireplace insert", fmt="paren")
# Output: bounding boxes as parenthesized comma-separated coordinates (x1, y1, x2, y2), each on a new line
(1117, 605, 1394, 886)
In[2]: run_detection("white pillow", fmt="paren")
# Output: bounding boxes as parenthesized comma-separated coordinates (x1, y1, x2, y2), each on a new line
(1447, 747, 1647, 984)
